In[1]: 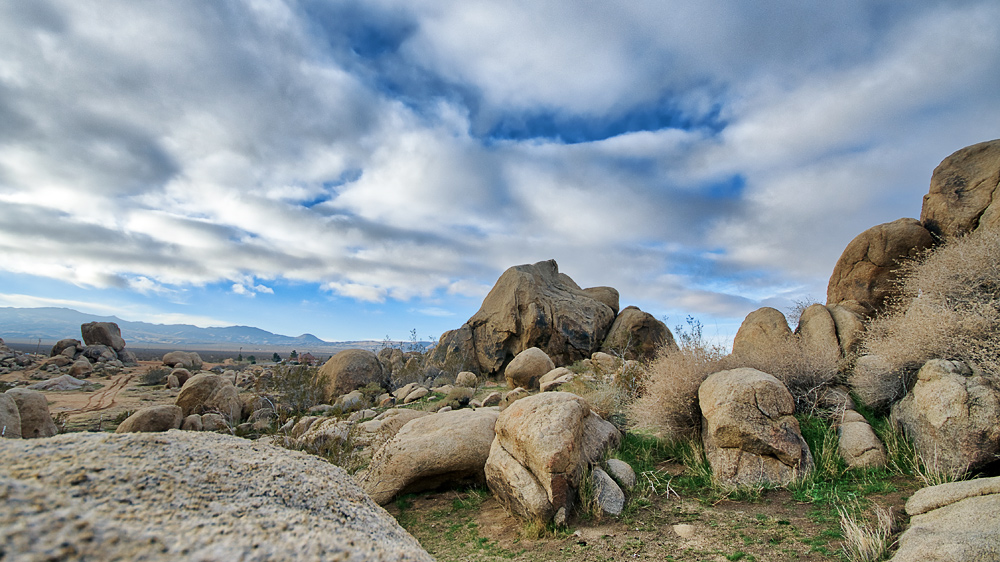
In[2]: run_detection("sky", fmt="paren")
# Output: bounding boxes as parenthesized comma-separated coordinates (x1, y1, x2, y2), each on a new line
(1, 1, 999, 344)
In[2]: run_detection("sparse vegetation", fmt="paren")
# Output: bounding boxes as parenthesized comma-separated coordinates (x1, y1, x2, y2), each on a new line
(139, 367, 170, 386)
(838, 501, 895, 562)
(255, 364, 329, 415)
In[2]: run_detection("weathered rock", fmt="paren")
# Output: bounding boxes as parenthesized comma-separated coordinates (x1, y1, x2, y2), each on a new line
(372, 408, 432, 442)
(378, 347, 405, 376)
(393, 382, 420, 401)
(80, 321, 126, 352)
(28, 374, 88, 391)
(403, 387, 429, 404)
(200, 413, 228, 432)
(920, 139, 1000, 239)
(731, 307, 792, 358)
(826, 218, 935, 316)
(891, 359, 1000, 476)
(486, 392, 621, 522)
(175, 373, 242, 421)
(796, 304, 840, 360)
(837, 410, 887, 469)
(115, 405, 184, 433)
(81, 345, 116, 363)
(438, 386, 475, 410)
(540, 372, 575, 393)
(337, 389, 365, 411)
(891, 476, 1000, 562)
(504, 347, 555, 390)
(162, 351, 203, 370)
(318, 349, 386, 402)
(583, 286, 620, 316)
(605, 458, 636, 491)
(170, 368, 191, 386)
(827, 303, 865, 355)
(165, 374, 180, 389)
(482, 391, 502, 407)
(0, 393, 21, 439)
(601, 306, 676, 360)
(181, 414, 203, 431)
(67, 360, 93, 378)
(699, 368, 814, 486)
(117, 349, 138, 366)
(4, 388, 57, 438)
(499, 387, 530, 411)
(455, 371, 478, 388)
(50, 338, 81, 357)
(590, 466, 625, 516)
(360, 408, 500, 504)
(0, 431, 433, 561)
(40, 355, 73, 368)
(432, 260, 615, 375)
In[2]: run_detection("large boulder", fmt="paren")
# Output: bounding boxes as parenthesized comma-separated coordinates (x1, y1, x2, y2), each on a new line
(827, 303, 865, 356)
(826, 218, 935, 316)
(731, 307, 792, 358)
(318, 349, 386, 402)
(0, 393, 21, 439)
(601, 306, 677, 360)
(796, 304, 841, 360)
(836, 410, 887, 469)
(920, 139, 1000, 239)
(583, 286, 620, 316)
(81, 345, 116, 363)
(162, 351, 203, 370)
(891, 476, 1000, 562)
(359, 408, 500, 505)
(432, 260, 615, 375)
(485, 392, 620, 522)
(699, 368, 814, 486)
(115, 405, 184, 433)
(4, 388, 57, 438)
(174, 373, 242, 421)
(80, 321, 125, 352)
(50, 338, 81, 357)
(0, 431, 433, 561)
(890, 359, 1000, 476)
(504, 347, 555, 390)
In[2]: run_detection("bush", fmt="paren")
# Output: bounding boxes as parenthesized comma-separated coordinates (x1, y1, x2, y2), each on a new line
(257, 365, 328, 414)
(139, 367, 170, 386)
(859, 229, 1000, 403)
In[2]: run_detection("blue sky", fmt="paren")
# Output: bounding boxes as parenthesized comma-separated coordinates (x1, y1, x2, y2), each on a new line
(1, 1, 999, 343)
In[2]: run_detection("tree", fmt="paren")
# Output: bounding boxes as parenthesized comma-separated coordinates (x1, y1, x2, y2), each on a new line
(272, 352, 281, 363)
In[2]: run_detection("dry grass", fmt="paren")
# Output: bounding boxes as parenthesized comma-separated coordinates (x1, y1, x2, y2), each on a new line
(858, 229, 1000, 405)
(838, 502, 894, 562)
(729, 332, 841, 414)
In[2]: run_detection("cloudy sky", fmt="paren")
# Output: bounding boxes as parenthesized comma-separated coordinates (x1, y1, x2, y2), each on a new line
(1, 1, 998, 344)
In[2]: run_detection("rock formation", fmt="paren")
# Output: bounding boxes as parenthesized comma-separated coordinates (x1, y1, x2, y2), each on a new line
(731, 307, 792, 358)
(921, 139, 1000, 239)
(601, 305, 676, 360)
(504, 347, 555, 390)
(318, 349, 386, 401)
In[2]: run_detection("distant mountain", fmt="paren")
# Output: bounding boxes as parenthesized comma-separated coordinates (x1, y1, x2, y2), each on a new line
(0, 307, 414, 351)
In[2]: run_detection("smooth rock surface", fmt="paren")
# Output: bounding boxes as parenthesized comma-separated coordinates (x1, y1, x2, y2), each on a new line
(115, 405, 184, 433)
(4, 388, 57, 438)
(504, 347, 555, 390)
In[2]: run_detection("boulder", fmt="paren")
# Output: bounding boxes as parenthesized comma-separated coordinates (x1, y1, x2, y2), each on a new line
(317, 349, 386, 402)
(0, 431, 433, 561)
(4, 388, 57, 439)
(826, 218, 935, 316)
(181, 414, 203, 431)
(891, 476, 1000, 562)
(165, 374, 180, 389)
(731, 307, 792, 358)
(601, 306, 677, 360)
(796, 304, 840, 360)
(604, 458, 637, 491)
(486, 392, 621, 522)
(837, 410, 887, 469)
(117, 349, 139, 366)
(482, 392, 502, 407)
(590, 466, 625, 516)
(81, 345, 116, 363)
(890, 359, 1000, 476)
(80, 321, 126, 352)
(403, 387, 429, 404)
(504, 347, 555, 390)
(162, 351, 203, 370)
(67, 360, 93, 378)
(455, 371, 478, 388)
(360, 408, 500, 504)
(499, 387, 530, 411)
(393, 382, 421, 402)
(175, 373, 242, 421)
(827, 304, 865, 355)
(0, 393, 21, 439)
(200, 413, 228, 432)
(920, 138, 1000, 238)
(377, 347, 405, 376)
(583, 286, 620, 316)
(115, 405, 184, 433)
(169, 368, 191, 386)
(50, 338, 81, 357)
(28, 374, 88, 392)
(431, 260, 616, 375)
(699, 368, 814, 486)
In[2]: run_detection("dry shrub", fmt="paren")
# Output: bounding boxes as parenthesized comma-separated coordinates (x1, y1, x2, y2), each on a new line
(729, 332, 841, 414)
(859, 229, 1000, 402)
(838, 502, 895, 562)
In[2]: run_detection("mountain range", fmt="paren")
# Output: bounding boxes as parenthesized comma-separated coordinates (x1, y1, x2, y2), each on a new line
(0, 307, 411, 351)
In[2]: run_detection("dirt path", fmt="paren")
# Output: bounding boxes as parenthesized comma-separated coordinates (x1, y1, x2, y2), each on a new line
(75, 370, 136, 413)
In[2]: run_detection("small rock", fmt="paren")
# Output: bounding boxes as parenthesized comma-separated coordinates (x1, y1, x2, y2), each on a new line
(403, 387, 429, 404)
(181, 414, 204, 431)
(604, 459, 637, 491)
(590, 467, 625, 516)
(482, 392, 502, 407)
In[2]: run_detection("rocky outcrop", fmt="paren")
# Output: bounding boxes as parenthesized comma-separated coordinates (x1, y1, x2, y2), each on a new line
(836, 410, 887, 469)
(601, 306, 676, 360)
(174, 373, 242, 421)
(162, 350, 203, 370)
(731, 307, 792, 358)
(50, 338, 81, 357)
(485, 392, 620, 522)
(921, 139, 1000, 239)
(4, 388, 57, 439)
(28, 374, 88, 391)
(81, 321, 126, 352)
(504, 347, 555, 390)
(360, 408, 500, 505)
(0, 431, 433, 561)
(431, 260, 616, 375)
(826, 218, 935, 316)
(318, 349, 386, 402)
(890, 359, 1000, 476)
(115, 405, 184, 433)
(796, 304, 840, 361)
(583, 286, 620, 316)
(699, 368, 814, 486)
(891, 476, 1000, 562)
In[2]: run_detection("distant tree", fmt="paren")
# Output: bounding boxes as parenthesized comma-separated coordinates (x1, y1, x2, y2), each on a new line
(237, 353, 243, 362)
(247, 355, 256, 364)
(290, 350, 298, 360)
(272, 352, 281, 363)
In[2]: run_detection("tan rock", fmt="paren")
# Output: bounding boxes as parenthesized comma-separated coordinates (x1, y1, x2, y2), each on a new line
(601, 306, 677, 360)
(175, 373, 241, 421)
(583, 286, 620, 316)
(504, 347, 555, 390)
(181, 414, 203, 431)
(360, 408, 499, 505)
(731, 307, 792, 358)
(5, 389, 57, 438)
(455, 371, 478, 388)
(920, 139, 1000, 238)
(50, 338, 81, 357)
(906, 475, 1000, 516)
(827, 304, 865, 355)
(0, 393, 21, 439)
(162, 351, 203, 370)
(115, 405, 183, 433)
(68, 360, 93, 378)
(317, 349, 386, 402)
(826, 218, 935, 316)
(500, 387, 530, 411)
(165, 374, 180, 389)
(892, 482, 1000, 562)
(796, 304, 840, 360)
(169, 368, 191, 386)
(699, 368, 814, 486)
(403, 387, 429, 404)
(836, 410, 887, 469)
(482, 392, 502, 407)
(200, 413, 228, 432)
